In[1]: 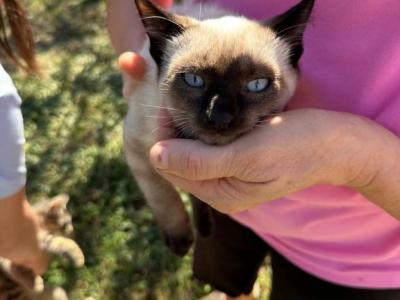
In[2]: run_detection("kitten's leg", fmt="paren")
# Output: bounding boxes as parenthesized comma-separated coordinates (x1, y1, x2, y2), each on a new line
(122, 45, 193, 256)
(124, 136, 193, 256)
(38, 233, 84, 268)
(36, 286, 68, 300)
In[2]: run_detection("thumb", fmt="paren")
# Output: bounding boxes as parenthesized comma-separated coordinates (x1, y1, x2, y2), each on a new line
(149, 140, 236, 180)
(118, 52, 147, 98)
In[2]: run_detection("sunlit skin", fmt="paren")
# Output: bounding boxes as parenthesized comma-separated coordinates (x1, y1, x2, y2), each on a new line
(0, 189, 49, 275)
(269, 116, 283, 126)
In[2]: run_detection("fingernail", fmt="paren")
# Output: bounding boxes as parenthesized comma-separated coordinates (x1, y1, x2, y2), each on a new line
(150, 143, 168, 169)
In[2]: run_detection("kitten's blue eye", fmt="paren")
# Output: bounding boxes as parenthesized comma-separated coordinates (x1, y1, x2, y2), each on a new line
(246, 78, 270, 92)
(183, 73, 204, 88)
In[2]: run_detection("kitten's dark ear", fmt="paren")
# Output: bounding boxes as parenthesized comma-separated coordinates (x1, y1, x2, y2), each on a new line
(267, 0, 315, 67)
(47, 194, 69, 211)
(135, 0, 189, 67)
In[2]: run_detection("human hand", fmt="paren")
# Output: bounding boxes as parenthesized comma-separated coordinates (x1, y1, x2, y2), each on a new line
(0, 189, 49, 275)
(148, 109, 380, 214)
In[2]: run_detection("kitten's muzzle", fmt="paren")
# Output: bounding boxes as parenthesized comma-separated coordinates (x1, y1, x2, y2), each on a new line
(202, 94, 236, 131)
(203, 112, 235, 131)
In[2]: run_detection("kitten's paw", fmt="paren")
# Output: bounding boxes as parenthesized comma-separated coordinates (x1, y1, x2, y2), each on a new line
(162, 227, 194, 257)
(38, 286, 68, 300)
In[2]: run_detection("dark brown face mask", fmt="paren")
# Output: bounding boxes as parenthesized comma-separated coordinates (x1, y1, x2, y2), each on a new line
(0, 0, 37, 73)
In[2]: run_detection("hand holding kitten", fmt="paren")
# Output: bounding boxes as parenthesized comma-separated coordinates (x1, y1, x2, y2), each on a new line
(149, 109, 400, 217)
(117, 42, 400, 218)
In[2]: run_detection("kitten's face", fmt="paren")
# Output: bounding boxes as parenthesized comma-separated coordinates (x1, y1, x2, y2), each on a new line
(162, 17, 297, 144)
(136, 0, 314, 145)
(35, 194, 73, 237)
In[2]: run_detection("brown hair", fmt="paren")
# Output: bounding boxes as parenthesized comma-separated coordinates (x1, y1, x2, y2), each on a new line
(0, 0, 37, 72)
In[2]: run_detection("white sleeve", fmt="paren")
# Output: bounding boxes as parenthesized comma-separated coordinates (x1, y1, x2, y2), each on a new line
(0, 64, 26, 198)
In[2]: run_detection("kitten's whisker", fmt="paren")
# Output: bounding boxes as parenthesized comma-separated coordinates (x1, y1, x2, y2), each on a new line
(275, 23, 310, 37)
(172, 118, 190, 123)
(255, 125, 269, 129)
(139, 103, 172, 109)
(141, 16, 185, 31)
(139, 103, 186, 112)
(284, 35, 325, 47)
(175, 122, 196, 138)
(175, 119, 192, 127)
(151, 120, 177, 135)
(175, 120, 191, 127)
(145, 115, 172, 119)
(198, 3, 203, 20)
(145, 112, 187, 118)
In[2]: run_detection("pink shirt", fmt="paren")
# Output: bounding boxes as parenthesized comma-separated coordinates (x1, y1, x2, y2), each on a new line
(211, 0, 400, 288)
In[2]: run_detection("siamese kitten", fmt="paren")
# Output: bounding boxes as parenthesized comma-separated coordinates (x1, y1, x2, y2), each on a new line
(0, 195, 84, 300)
(125, 0, 315, 255)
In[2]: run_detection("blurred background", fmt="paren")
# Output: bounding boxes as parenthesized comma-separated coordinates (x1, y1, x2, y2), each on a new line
(8, 1, 271, 299)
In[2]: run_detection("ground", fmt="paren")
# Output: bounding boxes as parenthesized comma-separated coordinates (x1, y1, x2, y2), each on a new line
(8, 1, 271, 299)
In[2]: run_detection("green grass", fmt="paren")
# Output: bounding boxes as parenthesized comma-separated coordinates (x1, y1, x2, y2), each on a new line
(8, 1, 271, 299)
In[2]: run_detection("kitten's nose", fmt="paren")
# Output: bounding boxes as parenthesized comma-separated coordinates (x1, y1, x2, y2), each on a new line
(205, 112, 235, 130)
(204, 94, 235, 130)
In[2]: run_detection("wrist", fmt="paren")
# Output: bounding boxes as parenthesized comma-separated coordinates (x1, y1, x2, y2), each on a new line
(315, 112, 383, 188)
(0, 190, 41, 259)
(336, 114, 399, 193)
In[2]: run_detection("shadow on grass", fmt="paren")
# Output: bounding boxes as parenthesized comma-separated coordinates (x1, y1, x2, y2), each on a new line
(64, 155, 184, 300)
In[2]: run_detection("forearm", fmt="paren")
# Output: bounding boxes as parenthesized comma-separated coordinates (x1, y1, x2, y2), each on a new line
(105, 0, 146, 54)
(0, 188, 32, 253)
(0, 188, 48, 274)
(346, 117, 400, 219)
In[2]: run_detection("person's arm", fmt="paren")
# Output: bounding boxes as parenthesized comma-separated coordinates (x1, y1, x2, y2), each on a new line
(106, 0, 172, 97)
(105, 0, 146, 54)
(148, 109, 400, 219)
(0, 65, 48, 274)
(349, 118, 400, 217)
(0, 188, 48, 274)
(106, 0, 173, 54)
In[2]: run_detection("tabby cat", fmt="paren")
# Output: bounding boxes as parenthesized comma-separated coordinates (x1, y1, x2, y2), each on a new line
(0, 195, 84, 300)
(124, 0, 314, 255)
